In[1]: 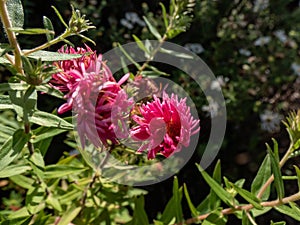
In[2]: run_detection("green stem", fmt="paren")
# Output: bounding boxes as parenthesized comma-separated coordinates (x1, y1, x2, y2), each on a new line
(23, 30, 70, 56)
(0, 0, 23, 74)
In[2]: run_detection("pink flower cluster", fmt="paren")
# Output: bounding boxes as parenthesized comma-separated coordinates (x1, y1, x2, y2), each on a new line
(50, 46, 200, 159)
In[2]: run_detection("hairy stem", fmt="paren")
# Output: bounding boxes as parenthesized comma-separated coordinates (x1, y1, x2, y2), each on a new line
(0, 0, 23, 74)
(23, 30, 70, 56)
(175, 192, 300, 225)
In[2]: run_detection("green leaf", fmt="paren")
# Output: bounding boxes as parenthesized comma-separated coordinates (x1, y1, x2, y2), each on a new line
(51, 6, 68, 28)
(57, 206, 81, 225)
(0, 82, 29, 91)
(294, 166, 300, 190)
(0, 165, 31, 178)
(36, 84, 64, 99)
(160, 177, 183, 224)
(10, 27, 55, 35)
(0, 56, 10, 64)
(159, 47, 194, 59)
(142, 16, 162, 40)
(242, 210, 251, 225)
(6, 0, 24, 28)
(10, 175, 34, 189)
(271, 221, 286, 225)
(27, 50, 82, 61)
(25, 186, 46, 214)
(44, 165, 87, 179)
(7, 207, 30, 219)
(59, 189, 82, 205)
(31, 127, 67, 143)
(30, 150, 45, 168)
(202, 210, 227, 225)
(43, 16, 55, 41)
(117, 43, 141, 70)
(196, 194, 211, 214)
(252, 206, 272, 217)
(46, 195, 62, 212)
(0, 95, 13, 109)
(130, 196, 149, 225)
(159, 2, 168, 29)
(197, 164, 234, 207)
(267, 143, 285, 200)
(0, 129, 30, 171)
(183, 183, 198, 218)
(209, 160, 221, 210)
(30, 110, 74, 130)
(231, 183, 263, 210)
(132, 35, 150, 56)
(275, 205, 300, 221)
(251, 155, 271, 200)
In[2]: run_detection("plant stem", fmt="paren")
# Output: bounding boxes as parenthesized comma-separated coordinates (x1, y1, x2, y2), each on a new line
(0, 0, 23, 74)
(23, 30, 70, 56)
(175, 192, 300, 225)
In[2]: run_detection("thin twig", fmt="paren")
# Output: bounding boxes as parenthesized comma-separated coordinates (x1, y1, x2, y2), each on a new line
(174, 192, 300, 225)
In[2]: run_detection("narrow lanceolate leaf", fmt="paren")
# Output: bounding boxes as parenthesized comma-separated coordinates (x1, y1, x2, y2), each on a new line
(294, 166, 300, 191)
(10, 27, 55, 35)
(271, 221, 286, 225)
(251, 155, 271, 200)
(0, 165, 31, 178)
(209, 160, 221, 210)
(131, 196, 149, 225)
(183, 183, 198, 217)
(275, 205, 300, 221)
(159, 48, 194, 59)
(0, 129, 30, 171)
(197, 164, 234, 207)
(202, 210, 227, 225)
(0, 82, 29, 91)
(44, 165, 87, 179)
(242, 210, 251, 225)
(160, 177, 183, 224)
(132, 35, 150, 56)
(26, 50, 82, 61)
(159, 2, 168, 29)
(142, 16, 162, 40)
(57, 206, 81, 225)
(10, 175, 34, 189)
(0, 94, 13, 109)
(30, 111, 74, 130)
(36, 84, 64, 99)
(267, 144, 285, 200)
(43, 16, 55, 41)
(231, 183, 263, 210)
(6, 0, 24, 28)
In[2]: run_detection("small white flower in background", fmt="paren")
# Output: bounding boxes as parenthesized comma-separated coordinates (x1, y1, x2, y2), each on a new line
(274, 30, 288, 43)
(253, 0, 269, 12)
(202, 100, 219, 118)
(184, 43, 205, 54)
(239, 48, 252, 57)
(254, 36, 271, 46)
(120, 18, 134, 29)
(291, 62, 300, 76)
(260, 110, 283, 133)
(125, 12, 145, 26)
(210, 76, 229, 91)
(120, 12, 145, 29)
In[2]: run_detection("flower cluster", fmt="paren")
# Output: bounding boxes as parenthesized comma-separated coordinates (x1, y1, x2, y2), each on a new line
(50, 46, 200, 159)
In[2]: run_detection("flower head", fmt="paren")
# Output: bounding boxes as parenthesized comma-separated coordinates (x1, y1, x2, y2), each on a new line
(130, 92, 200, 159)
(50, 45, 114, 114)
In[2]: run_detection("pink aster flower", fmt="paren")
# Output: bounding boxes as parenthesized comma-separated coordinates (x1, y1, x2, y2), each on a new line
(50, 45, 133, 148)
(50, 45, 114, 114)
(130, 92, 200, 159)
